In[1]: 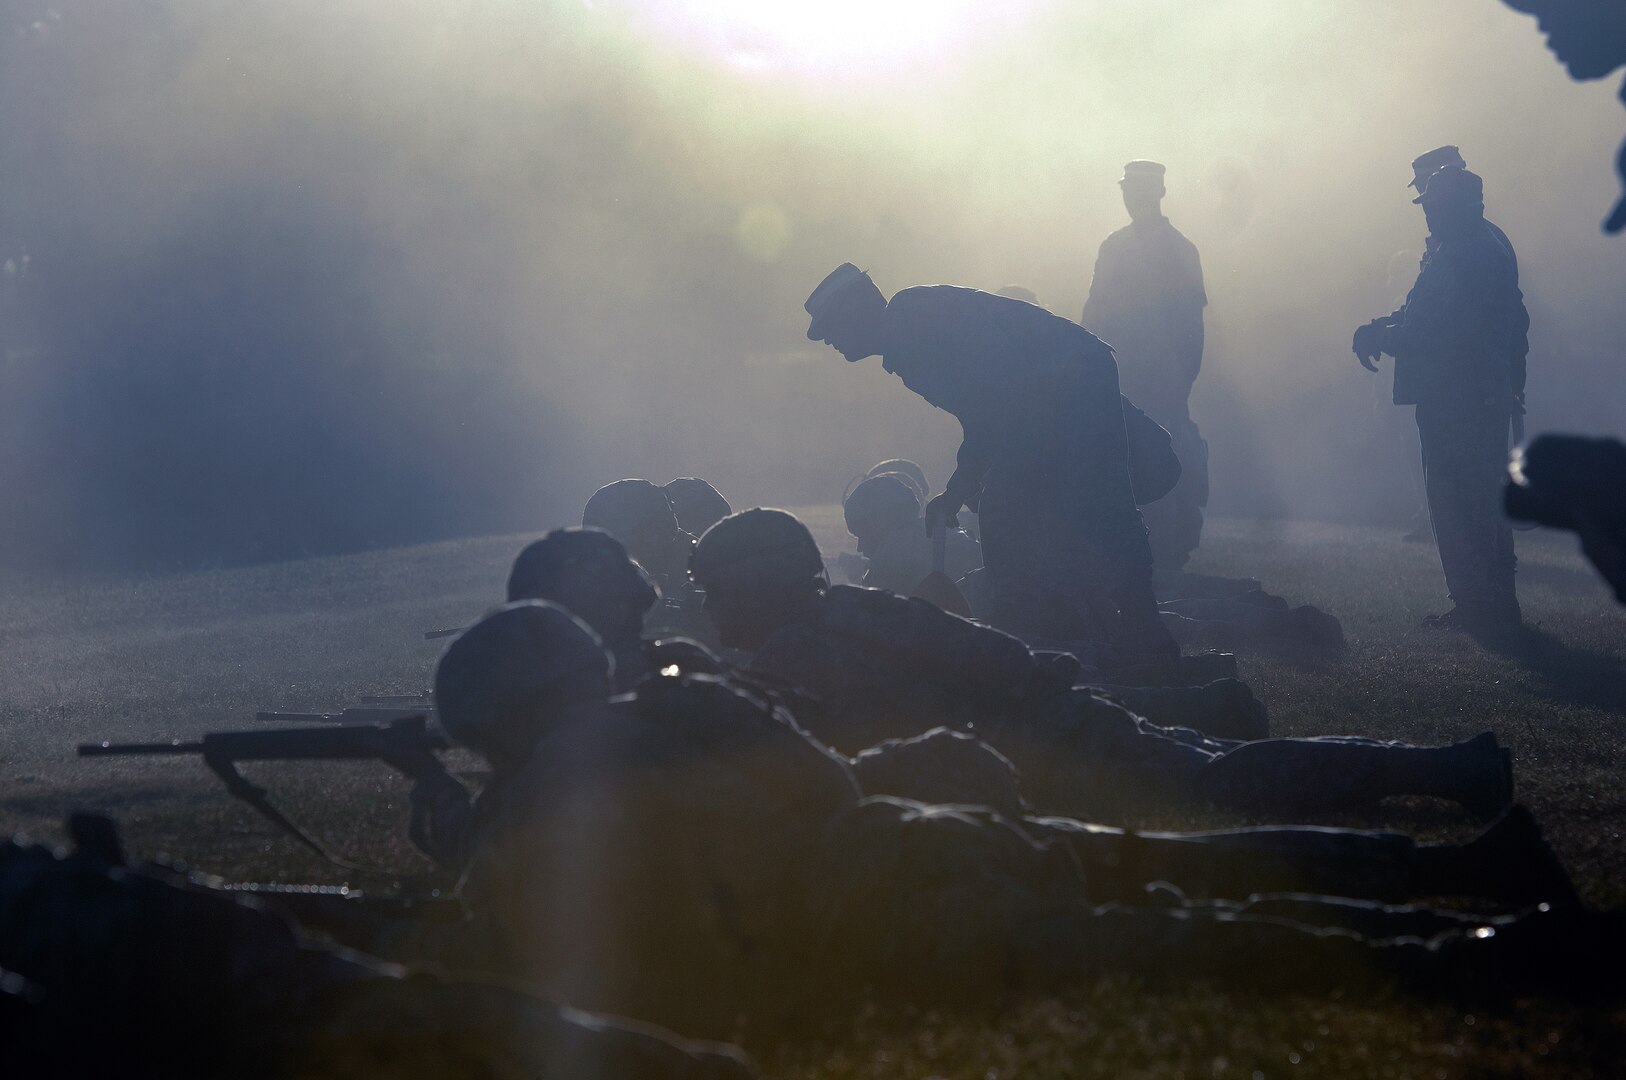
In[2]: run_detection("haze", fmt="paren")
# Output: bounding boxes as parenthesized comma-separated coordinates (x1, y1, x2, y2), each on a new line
(3, 0, 1622, 570)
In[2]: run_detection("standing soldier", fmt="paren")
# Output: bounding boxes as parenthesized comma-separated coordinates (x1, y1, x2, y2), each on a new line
(1353, 166, 1527, 633)
(1081, 160, 1209, 579)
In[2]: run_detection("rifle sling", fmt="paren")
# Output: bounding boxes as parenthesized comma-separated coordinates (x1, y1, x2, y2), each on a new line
(201, 748, 387, 875)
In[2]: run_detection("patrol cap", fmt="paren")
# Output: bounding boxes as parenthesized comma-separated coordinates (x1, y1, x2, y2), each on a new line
(805, 262, 880, 341)
(663, 477, 733, 537)
(1409, 145, 1465, 189)
(691, 508, 825, 592)
(434, 600, 610, 758)
(1119, 160, 1166, 187)
(1413, 164, 1484, 206)
(506, 527, 659, 608)
(843, 474, 921, 537)
(582, 478, 676, 537)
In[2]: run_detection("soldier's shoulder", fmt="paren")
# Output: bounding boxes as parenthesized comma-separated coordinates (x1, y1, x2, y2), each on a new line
(886, 284, 984, 319)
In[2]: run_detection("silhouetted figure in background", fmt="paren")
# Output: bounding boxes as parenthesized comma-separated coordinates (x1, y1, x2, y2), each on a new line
(1354, 167, 1528, 634)
(843, 473, 982, 595)
(582, 478, 705, 635)
(1502, 0, 1626, 232)
(1403, 147, 1531, 432)
(664, 477, 733, 539)
(1082, 161, 1209, 579)
(806, 264, 1175, 659)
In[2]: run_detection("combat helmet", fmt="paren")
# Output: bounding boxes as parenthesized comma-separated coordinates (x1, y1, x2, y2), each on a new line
(691, 509, 826, 593)
(434, 600, 610, 767)
(663, 477, 733, 538)
(863, 458, 929, 502)
(583, 479, 678, 540)
(507, 527, 659, 609)
(843, 474, 921, 540)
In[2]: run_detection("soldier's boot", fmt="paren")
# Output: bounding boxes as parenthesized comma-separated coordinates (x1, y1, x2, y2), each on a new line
(1108, 579, 1181, 663)
(1194, 731, 1512, 821)
(1416, 804, 1580, 908)
(1034, 816, 1533, 906)
(1092, 679, 1269, 741)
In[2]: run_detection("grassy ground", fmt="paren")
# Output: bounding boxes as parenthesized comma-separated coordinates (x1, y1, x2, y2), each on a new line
(4, 514, 1626, 1076)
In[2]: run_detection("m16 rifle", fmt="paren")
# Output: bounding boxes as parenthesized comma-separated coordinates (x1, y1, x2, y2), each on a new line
(79, 716, 450, 869)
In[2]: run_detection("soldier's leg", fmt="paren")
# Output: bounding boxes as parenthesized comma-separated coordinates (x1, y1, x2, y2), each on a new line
(1194, 729, 1512, 820)
(1029, 804, 1576, 906)
(990, 689, 1219, 818)
(1089, 678, 1270, 741)
(1417, 400, 1519, 622)
(1027, 895, 1626, 998)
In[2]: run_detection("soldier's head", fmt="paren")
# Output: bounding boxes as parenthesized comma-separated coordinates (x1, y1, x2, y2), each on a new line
(434, 601, 611, 775)
(1409, 145, 1466, 193)
(582, 479, 681, 569)
(843, 474, 922, 556)
(663, 477, 733, 538)
(1119, 160, 1167, 222)
(864, 458, 929, 502)
(806, 263, 888, 362)
(690, 508, 827, 649)
(1502, 0, 1626, 81)
(507, 528, 658, 649)
(1413, 165, 1485, 237)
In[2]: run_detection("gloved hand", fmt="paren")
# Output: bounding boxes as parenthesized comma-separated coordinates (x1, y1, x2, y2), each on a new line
(1352, 321, 1385, 372)
(923, 491, 963, 535)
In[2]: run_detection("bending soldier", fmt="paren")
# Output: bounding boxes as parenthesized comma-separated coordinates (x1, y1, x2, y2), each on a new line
(805, 263, 1175, 659)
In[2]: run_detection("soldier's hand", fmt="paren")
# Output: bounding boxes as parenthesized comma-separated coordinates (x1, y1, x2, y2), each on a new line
(1351, 322, 1382, 373)
(923, 492, 963, 535)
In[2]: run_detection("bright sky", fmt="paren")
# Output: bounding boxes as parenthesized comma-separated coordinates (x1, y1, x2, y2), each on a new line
(604, 0, 1040, 79)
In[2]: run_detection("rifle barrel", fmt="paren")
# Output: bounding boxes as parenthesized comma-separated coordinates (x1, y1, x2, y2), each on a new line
(79, 740, 206, 756)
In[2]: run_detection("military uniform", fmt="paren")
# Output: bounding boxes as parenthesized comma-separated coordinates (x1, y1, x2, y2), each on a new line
(1379, 168, 1527, 623)
(875, 285, 1167, 650)
(744, 584, 1507, 821)
(0, 829, 758, 1079)
(1082, 163, 1209, 575)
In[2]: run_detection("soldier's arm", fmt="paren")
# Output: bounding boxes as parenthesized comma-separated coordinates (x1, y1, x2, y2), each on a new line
(408, 769, 478, 870)
(942, 419, 995, 509)
(1080, 237, 1121, 331)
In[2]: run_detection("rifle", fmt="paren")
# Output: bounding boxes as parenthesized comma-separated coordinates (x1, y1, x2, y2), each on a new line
(253, 706, 434, 725)
(78, 717, 450, 869)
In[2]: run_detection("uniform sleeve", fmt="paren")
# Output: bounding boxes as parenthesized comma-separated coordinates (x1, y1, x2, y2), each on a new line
(1081, 235, 1123, 334)
(409, 769, 478, 870)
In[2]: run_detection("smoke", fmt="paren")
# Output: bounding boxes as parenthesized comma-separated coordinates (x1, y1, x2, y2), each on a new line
(2, 0, 1623, 570)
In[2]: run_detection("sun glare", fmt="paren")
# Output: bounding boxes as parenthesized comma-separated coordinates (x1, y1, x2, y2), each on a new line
(608, 0, 1035, 79)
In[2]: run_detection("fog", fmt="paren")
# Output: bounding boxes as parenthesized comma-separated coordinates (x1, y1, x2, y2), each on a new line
(3, 0, 1623, 570)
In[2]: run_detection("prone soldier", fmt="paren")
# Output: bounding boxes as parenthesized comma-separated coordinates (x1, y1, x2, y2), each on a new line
(688, 508, 1512, 823)
(437, 602, 1604, 1043)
